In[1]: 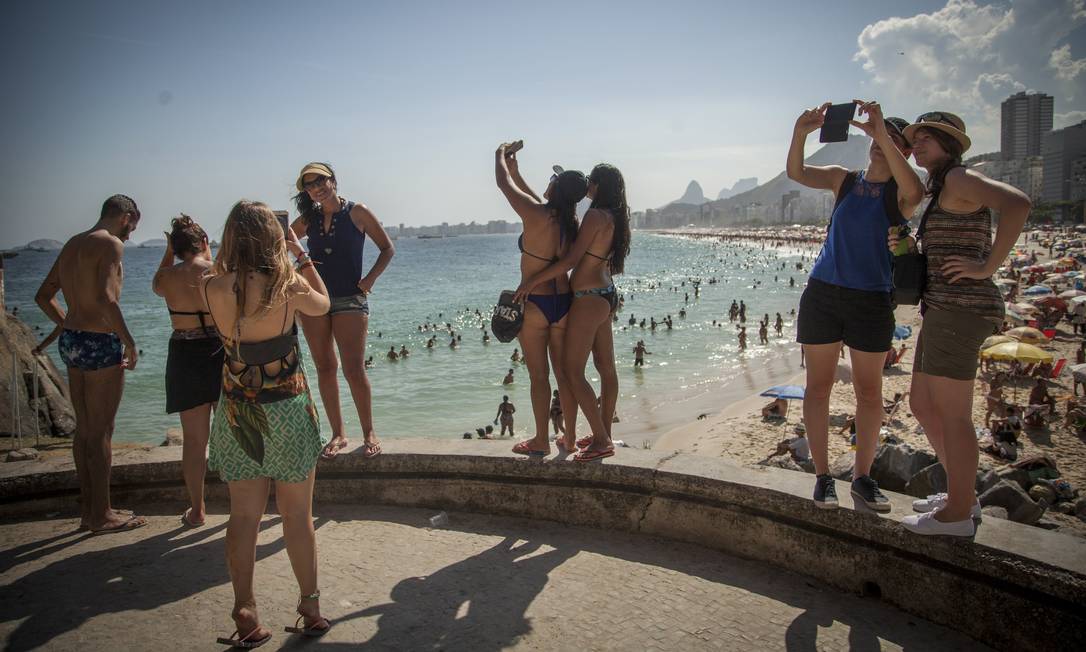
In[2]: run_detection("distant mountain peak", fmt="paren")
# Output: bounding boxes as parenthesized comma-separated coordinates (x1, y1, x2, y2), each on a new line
(717, 177, 758, 200)
(667, 180, 709, 207)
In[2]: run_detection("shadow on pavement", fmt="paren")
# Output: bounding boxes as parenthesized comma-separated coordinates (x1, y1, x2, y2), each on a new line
(0, 516, 301, 652)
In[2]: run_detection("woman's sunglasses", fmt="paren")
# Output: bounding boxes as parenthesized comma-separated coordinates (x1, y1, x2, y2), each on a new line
(916, 112, 960, 129)
(302, 176, 330, 190)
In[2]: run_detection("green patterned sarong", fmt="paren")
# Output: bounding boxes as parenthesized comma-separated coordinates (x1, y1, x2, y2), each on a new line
(209, 391, 325, 483)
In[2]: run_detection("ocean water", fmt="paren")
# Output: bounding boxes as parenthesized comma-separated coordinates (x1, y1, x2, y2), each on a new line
(4, 233, 814, 444)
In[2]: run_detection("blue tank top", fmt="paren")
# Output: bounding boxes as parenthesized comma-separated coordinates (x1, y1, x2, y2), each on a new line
(809, 171, 894, 292)
(306, 200, 366, 298)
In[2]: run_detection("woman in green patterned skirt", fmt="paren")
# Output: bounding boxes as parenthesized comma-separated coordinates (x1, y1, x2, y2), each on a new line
(204, 200, 331, 648)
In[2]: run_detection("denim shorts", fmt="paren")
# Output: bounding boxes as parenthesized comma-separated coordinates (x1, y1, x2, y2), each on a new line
(329, 293, 370, 316)
(797, 278, 894, 353)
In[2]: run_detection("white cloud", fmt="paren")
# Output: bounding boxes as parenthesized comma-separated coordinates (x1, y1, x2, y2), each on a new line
(854, 0, 1086, 154)
(1050, 44, 1086, 81)
(1056, 110, 1086, 128)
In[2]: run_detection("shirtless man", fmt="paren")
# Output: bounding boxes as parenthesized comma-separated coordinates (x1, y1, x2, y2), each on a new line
(35, 195, 145, 534)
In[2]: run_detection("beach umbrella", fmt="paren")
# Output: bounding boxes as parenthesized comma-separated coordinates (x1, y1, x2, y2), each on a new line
(1005, 326, 1049, 343)
(1072, 363, 1086, 382)
(982, 335, 1016, 349)
(893, 325, 912, 340)
(1023, 285, 1054, 296)
(1009, 302, 1039, 314)
(760, 385, 806, 400)
(980, 342, 1053, 364)
(1059, 289, 1086, 298)
(1034, 296, 1068, 312)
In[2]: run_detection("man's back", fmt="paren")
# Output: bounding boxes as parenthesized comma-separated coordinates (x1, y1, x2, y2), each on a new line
(58, 229, 123, 332)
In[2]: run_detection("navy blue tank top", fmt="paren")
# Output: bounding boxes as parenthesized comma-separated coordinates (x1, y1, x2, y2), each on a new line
(306, 200, 366, 298)
(809, 172, 894, 293)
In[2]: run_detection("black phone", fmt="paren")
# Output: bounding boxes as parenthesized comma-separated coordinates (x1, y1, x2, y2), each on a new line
(819, 102, 857, 143)
(275, 211, 289, 235)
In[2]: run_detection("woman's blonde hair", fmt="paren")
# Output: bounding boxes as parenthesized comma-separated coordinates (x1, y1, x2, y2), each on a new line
(214, 200, 304, 318)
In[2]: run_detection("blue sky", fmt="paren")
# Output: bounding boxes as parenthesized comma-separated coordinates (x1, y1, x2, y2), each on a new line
(1, 0, 1083, 247)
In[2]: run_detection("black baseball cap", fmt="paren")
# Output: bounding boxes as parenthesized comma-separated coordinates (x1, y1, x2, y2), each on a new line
(884, 117, 911, 145)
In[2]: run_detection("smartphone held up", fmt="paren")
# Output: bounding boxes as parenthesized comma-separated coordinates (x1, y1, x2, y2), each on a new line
(819, 102, 857, 143)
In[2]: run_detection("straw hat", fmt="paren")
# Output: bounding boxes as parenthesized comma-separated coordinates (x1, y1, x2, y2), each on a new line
(903, 111, 971, 153)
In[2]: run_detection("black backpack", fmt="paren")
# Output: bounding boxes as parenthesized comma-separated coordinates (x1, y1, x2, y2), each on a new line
(828, 170, 907, 230)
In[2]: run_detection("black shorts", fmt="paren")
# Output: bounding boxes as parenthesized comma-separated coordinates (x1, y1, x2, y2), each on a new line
(797, 278, 894, 353)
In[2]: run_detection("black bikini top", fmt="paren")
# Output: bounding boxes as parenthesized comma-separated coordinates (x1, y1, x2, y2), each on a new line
(518, 233, 559, 263)
(168, 307, 215, 337)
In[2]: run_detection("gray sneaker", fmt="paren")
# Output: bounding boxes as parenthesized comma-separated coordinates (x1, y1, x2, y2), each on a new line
(851, 475, 891, 512)
(813, 474, 839, 509)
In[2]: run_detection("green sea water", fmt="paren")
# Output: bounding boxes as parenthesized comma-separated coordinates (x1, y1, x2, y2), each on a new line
(4, 232, 814, 445)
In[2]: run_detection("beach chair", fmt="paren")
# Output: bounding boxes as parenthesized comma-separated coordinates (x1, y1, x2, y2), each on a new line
(1051, 358, 1067, 378)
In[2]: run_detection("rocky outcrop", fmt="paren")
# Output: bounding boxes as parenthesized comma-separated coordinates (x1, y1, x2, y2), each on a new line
(869, 443, 938, 493)
(669, 181, 709, 206)
(979, 480, 1047, 525)
(0, 313, 75, 439)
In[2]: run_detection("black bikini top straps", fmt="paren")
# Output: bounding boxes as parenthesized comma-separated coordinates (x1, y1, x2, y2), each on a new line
(517, 233, 558, 263)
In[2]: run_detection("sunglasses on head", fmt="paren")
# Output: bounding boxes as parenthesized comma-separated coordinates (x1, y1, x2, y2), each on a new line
(916, 112, 959, 128)
(302, 176, 330, 190)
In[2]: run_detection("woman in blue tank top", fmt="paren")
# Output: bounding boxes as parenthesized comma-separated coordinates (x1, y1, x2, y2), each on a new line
(786, 101, 924, 513)
(291, 162, 395, 459)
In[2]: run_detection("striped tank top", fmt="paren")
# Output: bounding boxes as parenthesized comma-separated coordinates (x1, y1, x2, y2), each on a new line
(920, 200, 1004, 325)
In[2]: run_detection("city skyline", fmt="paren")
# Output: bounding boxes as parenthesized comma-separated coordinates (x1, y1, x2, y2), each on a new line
(1, 0, 1084, 248)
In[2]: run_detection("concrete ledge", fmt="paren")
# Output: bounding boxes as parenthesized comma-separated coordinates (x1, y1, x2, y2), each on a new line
(2, 438, 1084, 650)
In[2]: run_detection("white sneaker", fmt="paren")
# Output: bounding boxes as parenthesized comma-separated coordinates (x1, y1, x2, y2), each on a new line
(911, 493, 982, 518)
(901, 511, 975, 537)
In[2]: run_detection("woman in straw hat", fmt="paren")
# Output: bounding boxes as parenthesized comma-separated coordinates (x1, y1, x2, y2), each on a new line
(786, 100, 924, 512)
(892, 112, 1032, 536)
(291, 162, 395, 460)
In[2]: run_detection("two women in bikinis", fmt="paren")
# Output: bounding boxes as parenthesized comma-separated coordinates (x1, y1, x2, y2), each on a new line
(290, 163, 395, 460)
(515, 163, 631, 462)
(153, 215, 222, 528)
(495, 142, 587, 456)
(204, 200, 333, 648)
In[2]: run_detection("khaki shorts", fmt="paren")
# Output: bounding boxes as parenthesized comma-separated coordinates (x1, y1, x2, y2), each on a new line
(914, 308, 998, 381)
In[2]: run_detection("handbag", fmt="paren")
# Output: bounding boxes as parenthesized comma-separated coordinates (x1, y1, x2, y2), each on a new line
(490, 290, 524, 343)
(892, 185, 943, 305)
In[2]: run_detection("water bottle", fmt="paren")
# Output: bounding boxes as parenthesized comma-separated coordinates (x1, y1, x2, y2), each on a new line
(428, 511, 449, 528)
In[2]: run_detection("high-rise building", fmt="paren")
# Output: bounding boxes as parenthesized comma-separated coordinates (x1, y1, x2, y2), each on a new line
(1001, 92, 1054, 159)
(1042, 121, 1086, 219)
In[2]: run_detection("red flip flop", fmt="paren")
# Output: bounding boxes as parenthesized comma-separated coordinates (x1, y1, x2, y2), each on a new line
(576, 436, 594, 449)
(512, 440, 548, 457)
(574, 447, 615, 462)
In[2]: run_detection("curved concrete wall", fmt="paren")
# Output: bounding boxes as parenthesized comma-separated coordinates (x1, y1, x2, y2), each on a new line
(1, 439, 1083, 650)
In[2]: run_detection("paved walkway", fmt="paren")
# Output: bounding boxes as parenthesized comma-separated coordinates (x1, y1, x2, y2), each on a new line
(0, 503, 989, 651)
